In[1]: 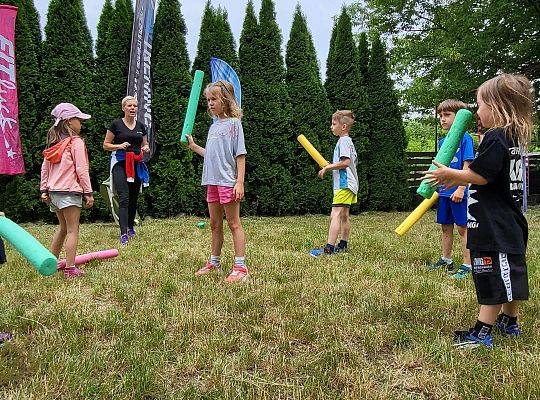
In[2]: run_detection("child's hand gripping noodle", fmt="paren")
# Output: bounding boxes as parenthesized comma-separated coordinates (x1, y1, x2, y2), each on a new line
(417, 109, 473, 198)
(297, 135, 329, 169)
(395, 108, 473, 236)
(181, 70, 205, 143)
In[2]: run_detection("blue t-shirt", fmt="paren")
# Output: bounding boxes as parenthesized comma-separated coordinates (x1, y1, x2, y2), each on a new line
(437, 132, 475, 197)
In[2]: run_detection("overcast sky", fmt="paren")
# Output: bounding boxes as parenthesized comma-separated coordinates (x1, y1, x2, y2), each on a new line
(33, 0, 356, 77)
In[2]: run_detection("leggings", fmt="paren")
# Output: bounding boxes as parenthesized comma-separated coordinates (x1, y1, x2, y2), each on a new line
(112, 162, 141, 235)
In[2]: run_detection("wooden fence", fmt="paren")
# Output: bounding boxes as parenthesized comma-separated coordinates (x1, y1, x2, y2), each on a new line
(406, 152, 540, 206)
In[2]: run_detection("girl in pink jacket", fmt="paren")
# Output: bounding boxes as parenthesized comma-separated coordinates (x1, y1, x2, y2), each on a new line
(40, 103, 94, 278)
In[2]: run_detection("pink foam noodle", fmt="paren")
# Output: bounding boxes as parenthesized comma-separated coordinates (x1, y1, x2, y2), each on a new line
(57, 249, 119, 269)
(0, 5, 25, 175)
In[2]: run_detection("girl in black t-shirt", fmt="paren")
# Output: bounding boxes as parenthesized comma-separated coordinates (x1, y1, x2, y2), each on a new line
(103, 96, 150, 245)
(426, 74, 535, 350)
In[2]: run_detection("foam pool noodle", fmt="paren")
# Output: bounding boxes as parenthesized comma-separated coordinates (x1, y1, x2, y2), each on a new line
(297, 135, 329, 169)
(417, 109, 473, 199)
(181, 70, 204, 143)
(0, 215, 57, 276)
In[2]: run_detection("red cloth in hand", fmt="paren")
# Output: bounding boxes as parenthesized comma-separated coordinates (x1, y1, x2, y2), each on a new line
(125, 151, 144, 182)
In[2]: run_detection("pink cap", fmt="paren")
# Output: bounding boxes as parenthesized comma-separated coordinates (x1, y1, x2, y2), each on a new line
(51, 103, 91, 126)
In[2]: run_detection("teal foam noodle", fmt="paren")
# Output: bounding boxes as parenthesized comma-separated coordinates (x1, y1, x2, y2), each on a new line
(417, 109, 473, 199)
(0, 216, 57, 276)
(181, 70, 205, 143)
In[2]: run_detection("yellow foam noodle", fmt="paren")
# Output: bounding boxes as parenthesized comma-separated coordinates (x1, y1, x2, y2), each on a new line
(297, 135, 329, 169)
(395, 192, 439, 236)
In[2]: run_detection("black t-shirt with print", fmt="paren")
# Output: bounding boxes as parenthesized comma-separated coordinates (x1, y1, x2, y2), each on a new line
(467, 128, 527, 254)
(109, 119, 147, 153)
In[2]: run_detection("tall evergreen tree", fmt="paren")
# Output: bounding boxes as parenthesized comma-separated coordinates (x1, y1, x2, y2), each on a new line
(40, 0, 94, 116)
(0, 0, 43, 221)
(357, 32, 369, 88)
(285, 5, 332, 214)
(103, 0, 133, 122)
(239, 0, 294, 215)
(86, 0, 115, 218)
(19, 0, 41, 62)
(366, 33, 410, 210)
(324, 7, 369, 206)
(147, 0, 196, 216)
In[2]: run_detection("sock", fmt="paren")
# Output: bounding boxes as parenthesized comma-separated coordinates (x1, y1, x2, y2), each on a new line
(473, 320, 493, 339)
(337, 240, 348, 249)
(234, 256, 246, 268)
(441, 256, 452, 264)
(210, 255, 220, 266)
(497, 313, 517, 328)
(324, 243, 335, 254)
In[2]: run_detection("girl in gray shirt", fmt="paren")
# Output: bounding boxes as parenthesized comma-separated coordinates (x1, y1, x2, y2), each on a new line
(187, 80, 248, 283)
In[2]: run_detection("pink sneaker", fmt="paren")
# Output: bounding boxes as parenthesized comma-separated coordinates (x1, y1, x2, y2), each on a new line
(225, 265, 248, 283)
(63, 266, 85, 278)
(195, 261, 221, 276)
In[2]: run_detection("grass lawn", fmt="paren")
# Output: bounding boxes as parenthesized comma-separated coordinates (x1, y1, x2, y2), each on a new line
(1, 210, 539, 399)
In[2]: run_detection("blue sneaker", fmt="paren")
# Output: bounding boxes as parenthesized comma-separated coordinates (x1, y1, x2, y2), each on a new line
(127, 227, 136, 239)
(309, 247, 334, 258)
(309, 248, 325, 258)
(450, 264, 472, 279)
(453, 330, 493, 350)
(120, 234, 129, 246)
(496, 322, 521, 336)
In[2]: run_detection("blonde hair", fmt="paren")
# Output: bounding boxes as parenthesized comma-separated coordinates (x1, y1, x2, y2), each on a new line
(121, 95, 137, 108)
(477, 74, 535, 149)
(332, 110, 355, 129)
(437, 99, 469, 114)
(204, 80, 242, 119)
(46, 119, 78, 145)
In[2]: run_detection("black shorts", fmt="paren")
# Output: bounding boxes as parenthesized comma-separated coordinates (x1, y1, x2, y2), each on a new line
(471, 251, 528, 305)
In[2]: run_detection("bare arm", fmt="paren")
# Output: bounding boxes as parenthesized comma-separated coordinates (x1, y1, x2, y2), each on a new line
(141, 135, 150, 153)
(103, 130, 130, 151)
(425, 160, 488, 188)
(234, 155, 246, 200)
(318, 157, 351, 178)
(186, 135, 205, 157)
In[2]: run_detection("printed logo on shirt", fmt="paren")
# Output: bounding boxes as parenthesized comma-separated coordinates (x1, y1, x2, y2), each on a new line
(467, 189, 479, 229)
(473, 256, 493, 273)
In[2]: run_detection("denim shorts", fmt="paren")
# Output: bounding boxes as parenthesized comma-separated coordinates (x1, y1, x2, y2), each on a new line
(49, 193, 82, 212)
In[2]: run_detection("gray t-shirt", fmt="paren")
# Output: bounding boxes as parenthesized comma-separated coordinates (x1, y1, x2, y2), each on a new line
(202, 118, 247, 187)
(332, 135, 359, 194)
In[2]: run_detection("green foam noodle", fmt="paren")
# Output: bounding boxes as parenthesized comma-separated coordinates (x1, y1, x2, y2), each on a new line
(181, 70, 205, 143)
(417, 109, 473, 199)
(0, 216, 57, 276)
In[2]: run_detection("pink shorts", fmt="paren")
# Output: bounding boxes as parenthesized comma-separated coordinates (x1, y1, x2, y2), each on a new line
(206, 185, 235, 204)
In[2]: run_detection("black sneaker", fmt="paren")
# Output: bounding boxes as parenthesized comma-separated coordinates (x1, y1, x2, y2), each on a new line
(428, 258, 453, 271)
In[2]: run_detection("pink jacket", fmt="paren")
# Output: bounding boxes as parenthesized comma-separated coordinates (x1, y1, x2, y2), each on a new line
(40, 136, 92, 195)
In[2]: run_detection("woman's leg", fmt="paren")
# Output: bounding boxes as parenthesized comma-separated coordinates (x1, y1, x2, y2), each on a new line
(127, 180, 141, 230)
(112, 163, 130, 235)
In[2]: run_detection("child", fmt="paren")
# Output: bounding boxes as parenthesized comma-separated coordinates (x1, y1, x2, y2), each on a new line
(426, 74, 534, 349)
(186, 80, 248, 283)
(40, 103, 94, 278)
(310, 110, 358, 257)
(428, 100, 475, 279)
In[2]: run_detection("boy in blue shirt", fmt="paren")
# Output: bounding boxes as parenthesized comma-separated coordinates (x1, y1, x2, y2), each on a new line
(428, 100, 475, 279)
